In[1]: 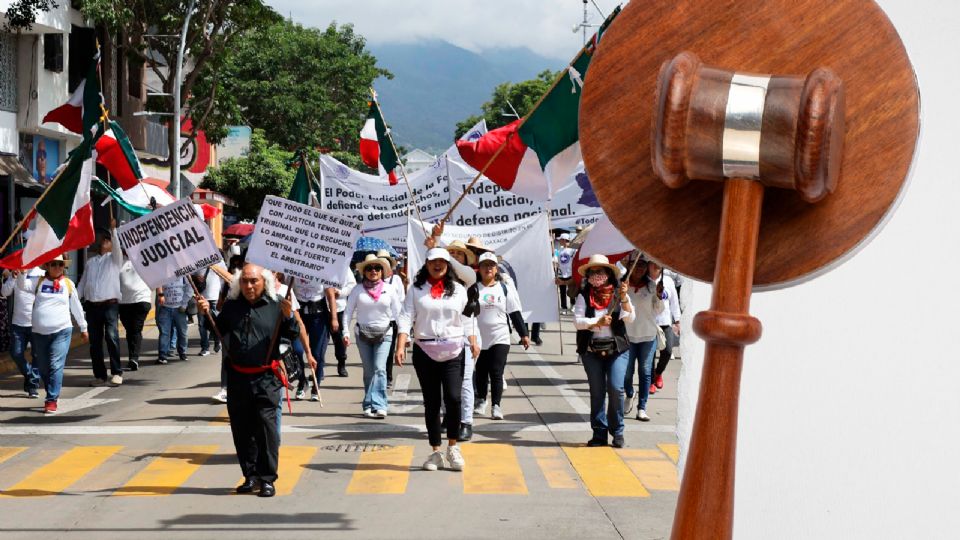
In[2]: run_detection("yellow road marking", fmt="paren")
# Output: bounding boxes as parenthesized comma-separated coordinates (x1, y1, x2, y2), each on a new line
(658, 443, 680, 464)
(0, 447, 27, 465)
(623, 459, 680, 491)
(346, 446, 414, 494)
(274, 446, 317, 496)
(563, 446, 650, 497)
(1, 446, 122, 497)
(460, 443, 527, 495)
(209, 407, 230, 424)
(617, 449, 665, 460)
(532, 447, 578, 489)
(114, 445, 218, 496)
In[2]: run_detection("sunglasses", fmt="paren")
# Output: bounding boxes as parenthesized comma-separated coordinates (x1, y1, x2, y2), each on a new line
(48, 262, 64, 268)
(364, 266, 382, 272)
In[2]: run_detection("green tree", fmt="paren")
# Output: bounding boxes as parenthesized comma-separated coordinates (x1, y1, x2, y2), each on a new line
(200, 129, 295, 219)
(211, 19, 391, 154)
(454, 69, 558, 139)
(3, 0, 58, 31)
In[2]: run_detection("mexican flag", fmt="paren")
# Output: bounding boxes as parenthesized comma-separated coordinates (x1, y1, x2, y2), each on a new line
(287, 160, 321, 207)
(42, 49, 104, 140)
(0, 136, 98, 270)
(359, 100, 399, 185)
(95, 120, 144, 190)
(454, 6, 620, 201)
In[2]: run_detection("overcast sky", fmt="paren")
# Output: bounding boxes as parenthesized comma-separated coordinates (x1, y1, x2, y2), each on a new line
(263, 0, 623, 60)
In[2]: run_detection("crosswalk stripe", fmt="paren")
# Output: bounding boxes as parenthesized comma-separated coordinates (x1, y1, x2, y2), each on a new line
(460, 443, 528, 494)
(114, 445, 218, 496)
(1, 446, 122, 497)
(563, 446, 650, 497)
(658, 443, 680, 464)
(622, 459, 680, 491)
(531, 447, 578, 489)
(0, 447, 27, 465)
(346, 446, 414, 494)
(209, 407, 230, 425)
(274, 446, 317, 496)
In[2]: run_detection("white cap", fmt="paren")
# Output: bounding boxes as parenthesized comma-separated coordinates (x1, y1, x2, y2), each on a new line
(560, 233, 573, 241)
(477, 252, 498, 265)
(425, 248, 451, 262)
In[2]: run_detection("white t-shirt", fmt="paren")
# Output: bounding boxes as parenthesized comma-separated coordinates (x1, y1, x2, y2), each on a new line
(343, 282, 402, 333)
(2, 268, 44, 327)
(476, 280, 522, 349)
(32, 277, 87, 335)
(556, 247, 576, 278)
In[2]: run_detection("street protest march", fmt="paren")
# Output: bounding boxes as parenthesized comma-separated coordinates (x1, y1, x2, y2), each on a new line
(116, 199, 223, 289)
(246, 195, 363, 288)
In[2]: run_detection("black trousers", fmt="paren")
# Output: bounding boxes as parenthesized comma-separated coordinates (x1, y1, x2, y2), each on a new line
(226, 369, 282, 482)
(385, 321, 398, 383)
(331, 310, 347, 363)
(558, 284, 569, 309)
(527, 323, 541, 342)
(412, 345, 463, 447)
(654, 325, 675, 376)
(118, 302, 151, 363)
(86, 303, 122, 378)
(475, 344, 510, 406)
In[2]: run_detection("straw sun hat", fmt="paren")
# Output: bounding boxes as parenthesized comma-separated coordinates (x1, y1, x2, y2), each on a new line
(445, 240, 477, 266)
(577, 254, 619, 277)
(355, 254, 390, 274)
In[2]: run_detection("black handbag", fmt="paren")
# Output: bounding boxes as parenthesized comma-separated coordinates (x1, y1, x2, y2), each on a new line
(278, 340, 300, 384)
(357, 324, 388, 344)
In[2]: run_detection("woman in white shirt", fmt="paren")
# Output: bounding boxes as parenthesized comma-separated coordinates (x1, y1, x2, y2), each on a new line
(376, 249, 404, 390)
(397, 248, 480, 472)
(622, 256, 660, 422)
(573, 254, 635, 448)
(31, 255, 88, 413)
(472, 252, 529, 421)
(2, 267, 44, 397)
(648, 261, 682, 394)
(343, 255, 402, 418)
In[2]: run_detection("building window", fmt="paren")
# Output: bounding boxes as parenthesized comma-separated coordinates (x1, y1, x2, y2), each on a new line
(128, 58, 143, 99)
(0, 34, 16, 112)
(44, 33, 64, 73)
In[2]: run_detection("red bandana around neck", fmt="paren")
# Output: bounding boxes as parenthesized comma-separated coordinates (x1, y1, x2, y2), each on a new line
(427, 276, 445, 299)
(46, 275, 63, 293)
(589, 284, 615, 310)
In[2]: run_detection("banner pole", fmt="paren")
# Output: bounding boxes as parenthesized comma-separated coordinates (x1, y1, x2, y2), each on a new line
(187, 273, 223, 344)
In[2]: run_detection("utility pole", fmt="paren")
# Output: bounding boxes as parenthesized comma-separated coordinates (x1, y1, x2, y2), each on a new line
(171, 0, 197, 200)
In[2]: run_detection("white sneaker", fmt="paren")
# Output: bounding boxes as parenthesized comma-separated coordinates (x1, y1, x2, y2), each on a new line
(109, 374, 123, 386)
(199, 350, 210, 357)
(502, 378, 508, 390)
(625, 393, 636, 416)
(491, 404, 504, 420)
(422, 450, 445, 471)
(212, 389, 228, 403)
(473, 399, 487, 416)
(637, 409, 650, 422)
(446, 445, 465, 471)
(374, 409, 387, 418)
(363, 409, 376, 418)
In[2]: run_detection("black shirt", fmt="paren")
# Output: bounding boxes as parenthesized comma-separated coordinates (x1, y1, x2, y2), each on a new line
(215, 294, 299, 367)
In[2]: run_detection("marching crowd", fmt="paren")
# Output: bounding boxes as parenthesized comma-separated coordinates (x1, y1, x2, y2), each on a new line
(1, 223, 682, 497)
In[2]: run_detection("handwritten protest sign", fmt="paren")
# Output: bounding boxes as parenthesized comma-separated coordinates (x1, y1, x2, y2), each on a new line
(116, 199, 223, 289)
(247, 195, 362, 286)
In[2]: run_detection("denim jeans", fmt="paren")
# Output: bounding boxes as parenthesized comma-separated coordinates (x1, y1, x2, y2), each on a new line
(581, 348, 630, 438)
(86, 302, 122, 378)
(624, 340, 657, 410)
(300, 311, 331, 381)
(157, 306, 188, 360)
(198, 307, 220, 352)
(32, 328, 73, 403)
(356, 332, 392, 412)
(10, 324, 40, 393)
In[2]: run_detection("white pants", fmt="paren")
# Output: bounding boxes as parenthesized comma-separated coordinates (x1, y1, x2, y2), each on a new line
(460, 344, 475, 425)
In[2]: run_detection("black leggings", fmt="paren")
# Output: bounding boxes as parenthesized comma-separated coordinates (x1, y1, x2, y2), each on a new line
(475, 344, 510, 406)
(412, 345, 463, 447)
(655, 325, 674, 376)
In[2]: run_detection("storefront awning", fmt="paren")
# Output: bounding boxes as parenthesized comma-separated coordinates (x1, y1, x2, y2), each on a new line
(0, 155, 44, 192)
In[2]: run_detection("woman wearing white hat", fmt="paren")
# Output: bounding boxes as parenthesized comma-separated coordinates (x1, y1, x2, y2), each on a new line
(31, 256, 88, 413)
(397, 248, 480, 471)
(573, 254, 635, 448)
(343, 255, 402, 418)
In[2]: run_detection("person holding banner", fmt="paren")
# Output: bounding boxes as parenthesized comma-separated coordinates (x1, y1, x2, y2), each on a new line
(77, 226, 123, 386)
(555, 234, 577, 315)
(156, 276, 191, 364)
(396, 248, 479, 472)
(574, 254, 635, 448)
(31, 256, 88, 413)
(118, 246, 153, 372)
(343, 255, 402, 418)
(197, 263, 299, 498)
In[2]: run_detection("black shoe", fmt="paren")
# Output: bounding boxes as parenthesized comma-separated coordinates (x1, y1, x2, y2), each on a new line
(126, 360, 139, 372)
(337, 363, 348, 377)
(236, 477, 257, 494)
(611, 436, 625, 449)
(179, 355, 188, 362)
(586, 437, 608, 447)
(157, 357, 168, 365)
(27, 390, 39, 399)
(214, 343, 221, 353)
(534, 338, 544, 346)
(258, 481, 276, 497)
(459, 423, 473, 441)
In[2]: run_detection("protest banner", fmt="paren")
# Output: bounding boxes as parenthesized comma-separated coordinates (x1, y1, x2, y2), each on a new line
(116, 199, 223, 289)
(407, 213, 557, 323)
(246, 195, 362, 288)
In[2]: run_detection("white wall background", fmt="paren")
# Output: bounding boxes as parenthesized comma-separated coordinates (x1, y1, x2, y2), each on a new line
(676, 1, 960, 538)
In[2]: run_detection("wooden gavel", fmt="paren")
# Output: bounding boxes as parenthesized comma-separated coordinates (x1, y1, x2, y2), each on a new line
(652, 52, 845, 539)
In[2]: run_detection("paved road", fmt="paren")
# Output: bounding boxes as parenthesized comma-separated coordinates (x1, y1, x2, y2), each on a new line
(0, 315, 680, 539)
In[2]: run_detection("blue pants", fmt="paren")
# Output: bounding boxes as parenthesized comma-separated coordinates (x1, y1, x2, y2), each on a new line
(624, 340, 657, 411)
(198, 307, 220, 352)
(582, 348, 630, 439)
(10, 324, 40, 394)
(32, 328, 73, 403)
(299, 311, 331, 381)
(157, 306, 188, 360)
(356, 332, 392, 412)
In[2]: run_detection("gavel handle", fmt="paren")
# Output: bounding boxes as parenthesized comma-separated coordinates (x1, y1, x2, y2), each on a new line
(672, 178, 764, 540)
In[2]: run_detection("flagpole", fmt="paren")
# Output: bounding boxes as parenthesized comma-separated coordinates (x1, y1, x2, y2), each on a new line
(368, 88, 429, 237)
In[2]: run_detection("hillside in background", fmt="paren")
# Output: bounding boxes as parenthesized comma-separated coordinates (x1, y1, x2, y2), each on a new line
(370, 41, 561, 154)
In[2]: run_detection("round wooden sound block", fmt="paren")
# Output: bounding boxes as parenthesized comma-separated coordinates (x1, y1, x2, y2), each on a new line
(580, 0, 919, 288)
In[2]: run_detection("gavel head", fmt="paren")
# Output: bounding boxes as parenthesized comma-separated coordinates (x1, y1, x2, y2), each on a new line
(653, 52, 845, 203)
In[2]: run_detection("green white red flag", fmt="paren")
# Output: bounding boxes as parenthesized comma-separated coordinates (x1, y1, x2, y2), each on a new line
(42, 49, 104, 141)
(359, 99, 399, 185)
(95, 120, 144, 189)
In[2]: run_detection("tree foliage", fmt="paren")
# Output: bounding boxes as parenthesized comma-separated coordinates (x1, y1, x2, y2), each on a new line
(211, 19, 390, 153)
(3, 0, 58, 31)
(200, 129, 295, 219)
(454, 69, 558, 139)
